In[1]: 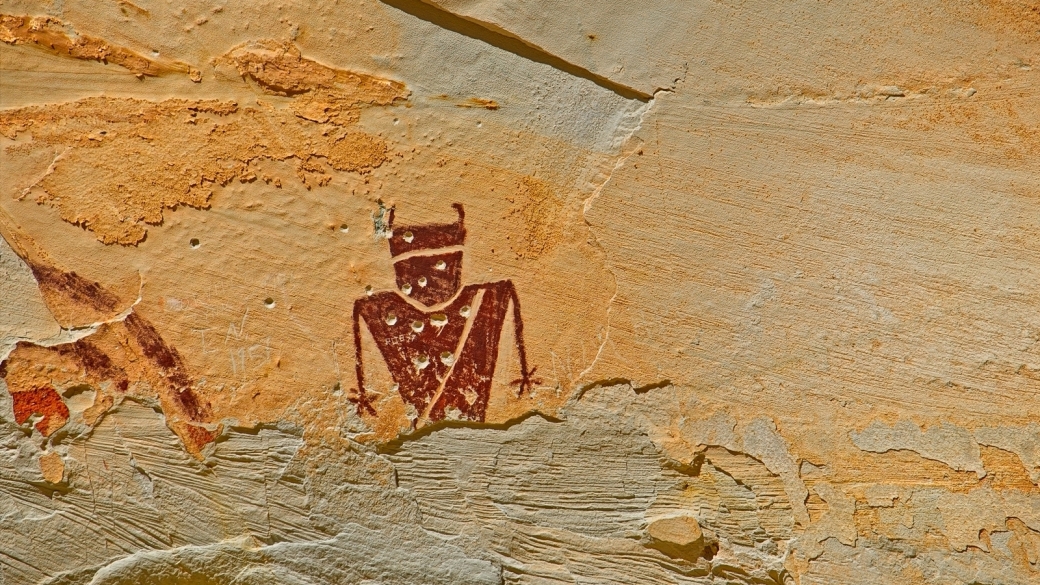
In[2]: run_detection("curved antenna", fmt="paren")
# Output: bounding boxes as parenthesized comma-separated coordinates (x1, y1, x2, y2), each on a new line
(452, 203, 465, 225)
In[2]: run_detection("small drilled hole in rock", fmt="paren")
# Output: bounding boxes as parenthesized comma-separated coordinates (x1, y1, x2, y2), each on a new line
(365, 285, 373, 296)
(339, 224, 349, 233)
(434, 260, 447, 270)
(459, 305, 471, 317)
(401, 283, 412, 295)
(385, 312, 397, 325)
(403, 231, 414, 243)
(263, 297, 275, 309)
(417, 276, 428, 287)
(189, 238, 200, 249)
(411, 320, 424, 333)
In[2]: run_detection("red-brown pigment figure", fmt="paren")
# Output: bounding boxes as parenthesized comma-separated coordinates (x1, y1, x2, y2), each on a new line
(0, 213, 218, 458)
(352, 204, 537, 428)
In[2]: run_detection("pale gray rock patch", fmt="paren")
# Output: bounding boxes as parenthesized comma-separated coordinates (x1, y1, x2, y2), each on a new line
(850, 420, 986, 478)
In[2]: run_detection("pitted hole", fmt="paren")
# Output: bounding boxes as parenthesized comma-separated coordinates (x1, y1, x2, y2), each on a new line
(459, 305, 471, 318)
(403, 231, 414, 243)
(263, 297, 276, 309)
(413, 354, 430, 371)
(430, 313, 448, 328)
(339, 224, 349, 233)
(411, 320, 424, 333)
(385, 312, 397, 326)
(417, 276, 428, 287)
(434, 260, 447, 270)
(189, 238, 201, 249)
(365, 285, 374, 296)
(439, 351, 455, 366)
(401, 283, 413, 296)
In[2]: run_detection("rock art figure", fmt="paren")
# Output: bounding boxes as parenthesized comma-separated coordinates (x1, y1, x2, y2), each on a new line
(352, 204, 537, 428)
(0, 214, 218, 462)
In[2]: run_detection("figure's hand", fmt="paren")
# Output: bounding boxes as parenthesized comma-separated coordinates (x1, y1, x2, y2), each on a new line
(347, 387, 377, 416)
(510, 367, 541, 396)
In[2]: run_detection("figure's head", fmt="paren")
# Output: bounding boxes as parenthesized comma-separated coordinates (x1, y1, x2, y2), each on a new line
(387, 203, 466, 306)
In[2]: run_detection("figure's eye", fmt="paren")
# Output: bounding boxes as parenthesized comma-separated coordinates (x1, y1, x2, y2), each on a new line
(403, 231, 414, 243)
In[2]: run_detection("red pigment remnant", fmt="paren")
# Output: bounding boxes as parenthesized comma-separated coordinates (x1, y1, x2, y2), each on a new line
(124, 311, 213, 429)
(353, 204, 538, 426)
(11, 386, 70, 436)
(0, 255, 216, 454)
(27, 261, 121, 313)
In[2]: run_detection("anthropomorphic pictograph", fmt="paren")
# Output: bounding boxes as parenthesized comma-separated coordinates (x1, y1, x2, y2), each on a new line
(351, 204, 537, 430)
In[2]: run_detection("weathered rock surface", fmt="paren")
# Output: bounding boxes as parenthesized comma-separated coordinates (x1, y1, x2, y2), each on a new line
(1, 0, 1038, 583)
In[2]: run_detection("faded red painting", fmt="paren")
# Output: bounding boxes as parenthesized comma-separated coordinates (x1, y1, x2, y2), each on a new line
(352, 204, 537, 429)
(0, 225, 218, 459)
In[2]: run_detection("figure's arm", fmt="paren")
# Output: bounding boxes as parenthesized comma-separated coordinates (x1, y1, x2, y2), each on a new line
(504, 281, 539, 396)
(352, 299, 377, 416)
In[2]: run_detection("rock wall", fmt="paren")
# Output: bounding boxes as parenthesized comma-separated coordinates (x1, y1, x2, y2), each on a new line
(1, 1, 1038, 583)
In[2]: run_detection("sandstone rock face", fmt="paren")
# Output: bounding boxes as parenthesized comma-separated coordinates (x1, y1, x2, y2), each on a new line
(1, 1, 1038, 584)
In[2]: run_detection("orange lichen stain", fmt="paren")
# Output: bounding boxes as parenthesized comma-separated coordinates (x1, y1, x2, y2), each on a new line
(9, 386, 69, 436)
(431, 95, 499, 110)
(39, 451, 64, 483)
(980, 445, 1040, 493)
(222, 40, 409, 124)
(0, 94, 401, 245)
(507, 176, 564, 260)
(458, 97, 500, 111)
(0, 14, 178, 77)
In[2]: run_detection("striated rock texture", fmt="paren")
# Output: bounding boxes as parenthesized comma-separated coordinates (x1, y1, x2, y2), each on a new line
(1, 1, 1038, 583)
